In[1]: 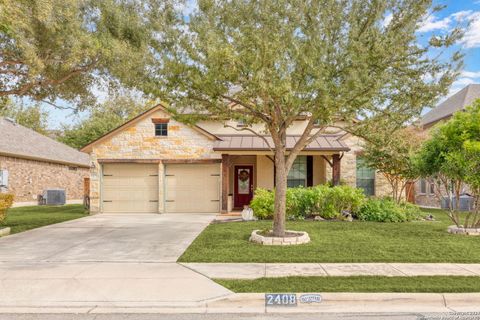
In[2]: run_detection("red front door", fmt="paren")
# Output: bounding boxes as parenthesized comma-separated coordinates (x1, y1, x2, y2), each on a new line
(234, 165, 254, 208)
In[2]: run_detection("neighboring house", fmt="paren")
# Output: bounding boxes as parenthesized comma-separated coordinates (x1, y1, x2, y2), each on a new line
(415, 84, 480, 208)
(81, 104, 392, 214)
(0, 117, 90, 206)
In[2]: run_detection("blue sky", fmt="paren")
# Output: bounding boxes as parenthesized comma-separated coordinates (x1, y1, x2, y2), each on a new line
(45, 0, 480, 128)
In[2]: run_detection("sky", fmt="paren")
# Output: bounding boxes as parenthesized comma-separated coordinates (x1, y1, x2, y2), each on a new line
(45, 0, 480, 129)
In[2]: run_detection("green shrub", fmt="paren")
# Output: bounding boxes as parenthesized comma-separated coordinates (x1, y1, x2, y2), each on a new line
(0, 194, 14, 224)
(250, 185, 366, 220)
(250, 188, 275, 219)
(356, 198, 421, 222)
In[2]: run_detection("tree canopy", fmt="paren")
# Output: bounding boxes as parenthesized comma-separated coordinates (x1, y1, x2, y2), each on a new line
(154, 0, 462, 236)
(414, 99, 480, 228)
(0, 0, 173, 109)
(59, 96, 150, 149)
(361, 126, 425, 203)
(0, 99, 49, 134)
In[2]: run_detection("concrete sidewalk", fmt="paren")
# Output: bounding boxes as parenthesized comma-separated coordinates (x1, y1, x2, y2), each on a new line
(181, 263, 480, 279)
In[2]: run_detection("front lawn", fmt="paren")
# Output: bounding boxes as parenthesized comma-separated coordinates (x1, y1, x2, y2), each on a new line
(1, 204, 88, 234)
(216, 276, 480, 293)
(178, 209, 480, 263)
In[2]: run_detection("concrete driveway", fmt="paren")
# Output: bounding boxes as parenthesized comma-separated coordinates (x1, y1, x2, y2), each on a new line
(0, 213, 231, 311)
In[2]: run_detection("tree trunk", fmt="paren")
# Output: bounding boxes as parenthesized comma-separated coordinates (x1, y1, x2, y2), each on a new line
(272, 150, 287, 237)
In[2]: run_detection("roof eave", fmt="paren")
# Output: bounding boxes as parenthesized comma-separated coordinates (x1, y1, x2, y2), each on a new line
(0, 151, 90, 168)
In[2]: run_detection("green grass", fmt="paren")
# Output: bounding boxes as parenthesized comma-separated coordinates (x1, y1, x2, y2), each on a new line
(179, 209, 480, 263)
(216, 276, 480, 293)
(1, 204, 88, 234)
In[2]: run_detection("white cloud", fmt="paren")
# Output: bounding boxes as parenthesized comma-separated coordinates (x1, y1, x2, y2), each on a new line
(453, 77, 477, 86)
(461, 12, 480, 48)
(460, 70, 480, 78)
(418, 14, 451, 32)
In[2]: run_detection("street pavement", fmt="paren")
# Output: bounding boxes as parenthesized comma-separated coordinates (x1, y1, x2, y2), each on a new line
(1, 313, 480, 320)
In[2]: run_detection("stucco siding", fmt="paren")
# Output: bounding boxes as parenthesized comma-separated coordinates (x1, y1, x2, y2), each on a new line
(256, 155, 274, 190)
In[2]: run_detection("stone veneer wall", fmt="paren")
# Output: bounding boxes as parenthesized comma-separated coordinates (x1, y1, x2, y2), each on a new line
(0, 155, 88, 203)
(325, 135, 393, 198)
(88, 109, 221, 213)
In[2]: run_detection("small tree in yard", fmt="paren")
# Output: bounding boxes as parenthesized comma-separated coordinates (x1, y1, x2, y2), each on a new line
(0, 194, 14, 225)
(361, 126, 425, 203)
(154, 0, 462, 237)
(413, 100, 480, 228)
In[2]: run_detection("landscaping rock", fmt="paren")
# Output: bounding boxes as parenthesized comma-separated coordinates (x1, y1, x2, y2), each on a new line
(0, 226, 11, 237)
(249, 230, 310, 245)
(447, 225, 480, 236)
(314, 216, 325, 221)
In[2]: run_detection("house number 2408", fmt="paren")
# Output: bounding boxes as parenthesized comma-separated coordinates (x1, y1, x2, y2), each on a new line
(265, 293, 297, 306)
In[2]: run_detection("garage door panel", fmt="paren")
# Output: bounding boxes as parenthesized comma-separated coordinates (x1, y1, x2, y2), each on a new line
(102, 164, 158, 213)
(165, 164, 220, 213)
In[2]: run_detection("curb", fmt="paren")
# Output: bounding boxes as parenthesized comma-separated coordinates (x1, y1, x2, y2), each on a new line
(1, 293, 480, 314)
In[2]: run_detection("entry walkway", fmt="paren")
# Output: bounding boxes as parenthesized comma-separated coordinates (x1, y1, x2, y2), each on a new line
(181, 263, 480, 279)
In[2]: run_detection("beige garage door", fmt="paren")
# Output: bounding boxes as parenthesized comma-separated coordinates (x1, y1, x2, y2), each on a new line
(165, 164, 220, 213)
(102, 163, 159, 213)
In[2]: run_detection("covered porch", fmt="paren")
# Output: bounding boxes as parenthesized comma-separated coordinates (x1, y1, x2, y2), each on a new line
(214, 135, 350, 212)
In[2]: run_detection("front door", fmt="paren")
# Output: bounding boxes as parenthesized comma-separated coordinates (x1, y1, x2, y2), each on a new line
(234, 165, 254, 208)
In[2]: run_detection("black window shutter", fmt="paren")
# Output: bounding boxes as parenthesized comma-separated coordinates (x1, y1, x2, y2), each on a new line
(307, 156, 313, 187)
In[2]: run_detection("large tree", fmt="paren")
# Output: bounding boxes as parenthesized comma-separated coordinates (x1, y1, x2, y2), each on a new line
(0, 0, 172, 109)
(154, 0, 462, 236)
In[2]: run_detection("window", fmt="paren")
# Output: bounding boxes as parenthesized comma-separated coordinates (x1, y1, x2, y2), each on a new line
(287, 156, 307, 188)
(155, 123, 168, 136)
(356, 157, 375, 196)
(429, 181, 435, 194)
(419, 179, 427, 194)
(236, 119, 247, 127)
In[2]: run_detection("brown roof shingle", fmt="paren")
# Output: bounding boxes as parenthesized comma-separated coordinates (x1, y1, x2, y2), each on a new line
(421, 84, 480, 126)
(0, 117, 90, 167)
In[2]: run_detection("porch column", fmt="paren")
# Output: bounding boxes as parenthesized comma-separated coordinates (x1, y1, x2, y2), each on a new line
(332, 154, 341, 186)
(221, 154, 229, 213)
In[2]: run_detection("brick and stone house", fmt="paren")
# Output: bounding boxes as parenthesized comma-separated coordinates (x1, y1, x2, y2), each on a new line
(0, 117, 90, 206)
(414, 84, 480, 208)
(81, 104, 392, 214)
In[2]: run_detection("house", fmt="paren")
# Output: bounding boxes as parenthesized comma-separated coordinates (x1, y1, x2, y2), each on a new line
(0, 117, 90, 206)
(81, 104, 392, 214)
(415, 84, 480, 207)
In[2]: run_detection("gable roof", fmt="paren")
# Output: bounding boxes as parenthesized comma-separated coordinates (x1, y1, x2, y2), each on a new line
(421, 84, 480, 127)
(213, 134, 350, 152)
(0, 117, 90, 167)
(80, 104, 220, 153)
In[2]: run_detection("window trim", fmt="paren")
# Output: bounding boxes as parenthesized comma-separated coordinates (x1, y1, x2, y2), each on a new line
(356, 156, 375, 196)
(419, 179, 427, 195)
(155, 122, 168, 137)
(287, 155, 308, 188)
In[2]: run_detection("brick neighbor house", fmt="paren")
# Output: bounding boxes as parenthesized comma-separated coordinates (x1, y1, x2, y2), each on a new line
(81, 104, 393, 214)
(0, 117, 90, 206)
(414, 84, 480, 208)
